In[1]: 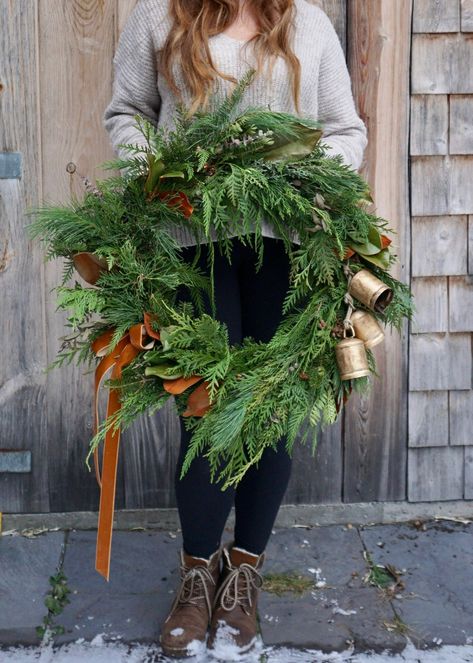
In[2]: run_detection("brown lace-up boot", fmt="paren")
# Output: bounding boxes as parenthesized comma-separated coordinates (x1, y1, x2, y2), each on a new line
(160, 547, 221, 658)
(208, 543, 265, 655)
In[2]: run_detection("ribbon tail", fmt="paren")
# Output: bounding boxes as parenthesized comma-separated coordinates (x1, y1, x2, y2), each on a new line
(93, 339, 141, 581)
(92, 334, 129, 487)
(94, 447, 102, 488)
(95, 372, 122, 581)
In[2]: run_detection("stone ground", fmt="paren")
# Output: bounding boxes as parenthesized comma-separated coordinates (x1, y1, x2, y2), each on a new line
(1, 519, 473, 660)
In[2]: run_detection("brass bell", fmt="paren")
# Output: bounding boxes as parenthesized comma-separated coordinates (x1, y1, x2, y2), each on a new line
(350, 309, 385, 349)
(335, 323, 371, 380)
(348, 268, 393, 313)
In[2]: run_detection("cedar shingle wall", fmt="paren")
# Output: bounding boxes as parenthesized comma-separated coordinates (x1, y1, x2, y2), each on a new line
(408, 0, 473, 500)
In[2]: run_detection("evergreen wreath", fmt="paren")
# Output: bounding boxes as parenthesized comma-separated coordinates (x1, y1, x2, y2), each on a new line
(28, 70, 414, 490)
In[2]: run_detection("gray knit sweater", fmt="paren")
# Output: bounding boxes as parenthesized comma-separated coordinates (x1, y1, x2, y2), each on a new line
(103, 0, 368, 247)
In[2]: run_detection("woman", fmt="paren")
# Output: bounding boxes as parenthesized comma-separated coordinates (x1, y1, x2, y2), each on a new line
(103, 0, 367, 657)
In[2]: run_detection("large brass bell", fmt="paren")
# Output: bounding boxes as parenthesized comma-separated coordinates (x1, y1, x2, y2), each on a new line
(350, 309, 385, 349)
(335, 322, 371, 380)
(348, 268, 393, 313)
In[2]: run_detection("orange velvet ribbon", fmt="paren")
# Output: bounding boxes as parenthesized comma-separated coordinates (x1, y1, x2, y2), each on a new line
(91, 311, 160, 581)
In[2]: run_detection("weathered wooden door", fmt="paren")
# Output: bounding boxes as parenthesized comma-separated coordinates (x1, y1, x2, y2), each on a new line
(0, 0, 411, 513)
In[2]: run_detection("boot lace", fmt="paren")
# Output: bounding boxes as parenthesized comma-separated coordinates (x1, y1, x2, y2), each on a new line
(215, 563, 263, 616)
(173, 565, 216, 617)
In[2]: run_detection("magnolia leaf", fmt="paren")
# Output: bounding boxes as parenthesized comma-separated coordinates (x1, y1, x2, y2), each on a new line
(368, 225, 383, 250)
(262, 123, 323, 162)
(145, 352, 173, 366)
(159, 325, 179, 352)
(145, 363, 183, 380)
(145, 155, 166, 192)
(361, 247, 391, 269)
(182, 380, 212, 417)
(163, 374, 203, 395)
(348, 225, 385, 255)
(159, 171, 186, 180)
(348, 240, 382, 256)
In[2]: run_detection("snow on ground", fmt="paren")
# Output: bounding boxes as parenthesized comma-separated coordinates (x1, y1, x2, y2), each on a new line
(1, 639, 473, 663)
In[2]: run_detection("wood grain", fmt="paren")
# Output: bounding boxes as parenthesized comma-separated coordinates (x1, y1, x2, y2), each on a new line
(0, 1, 49, 512)
(412, 34, 473, 94)
(408, 446, 464, 501)
(450, 390, 473, 446)
(449, 275, 473, 331)
(38, 0, 119, 511)
(450, 96, 473, 154)
(410, 277, 448, 333)
(342, 0, 411, 502)
(408, 391, 449, 447)
(411, 157, 473, 216)
(462, 0, 473, 31)
(413, 0, 461, 33)
(409, 332, 472, 390)
(410, 94, 448, 156)
(411, 216, 468, 277)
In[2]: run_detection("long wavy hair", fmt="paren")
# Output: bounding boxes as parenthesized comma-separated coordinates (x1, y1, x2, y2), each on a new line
(158, 0, 301, 115)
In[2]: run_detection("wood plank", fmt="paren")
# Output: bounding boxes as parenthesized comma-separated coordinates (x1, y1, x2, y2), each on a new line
(408, 391, 448, 447)
(343, 0, 411, 502)
(412, 216, 467, 277)
(409, 332, 472, 390)
(0, 1, 49, 513)
(449, 95, 473, 154)
(412, 34, 473, 93)
(413, 0, 461, 32)
(469, 216, 473, 274)
(450, 390, 473, 445)
(38, 0, 120, 511)
(285, 418, 343, 505)
(464, 448, 473, 498)
(410, 95, 448, 156)
(120, 402, 181, 509)
(318, 0, 347, 43)
(411, 157, 473, 216)
(449, 275, 473, 331)
(461, 0, 473, 31)
(411, 277, 448, 332)
(408, 447, 464, 501)
(116, 0, 137, 34)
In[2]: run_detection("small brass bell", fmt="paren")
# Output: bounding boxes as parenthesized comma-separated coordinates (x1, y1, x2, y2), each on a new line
(350, 309, 385, 349)
(348, 268, 393, 313)
(335, 323, 371, 380)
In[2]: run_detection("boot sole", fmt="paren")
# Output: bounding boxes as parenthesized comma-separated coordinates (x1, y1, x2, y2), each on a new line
(160, 637, 207, 659)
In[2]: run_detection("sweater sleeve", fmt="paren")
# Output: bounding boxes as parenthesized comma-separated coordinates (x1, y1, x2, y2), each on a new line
(316, 13, 368, 172)
(103, 1, 162, 159)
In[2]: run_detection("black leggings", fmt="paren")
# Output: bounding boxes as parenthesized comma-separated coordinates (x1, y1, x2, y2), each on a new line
(174, 236, 293, 558)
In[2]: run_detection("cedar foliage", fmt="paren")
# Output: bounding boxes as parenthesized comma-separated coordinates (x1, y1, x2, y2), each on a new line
(27, 70, 414, 488)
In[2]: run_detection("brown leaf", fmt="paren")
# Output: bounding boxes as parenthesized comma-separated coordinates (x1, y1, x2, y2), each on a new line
(163, 374, 203, 395)
(182, 380, 212, 417)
